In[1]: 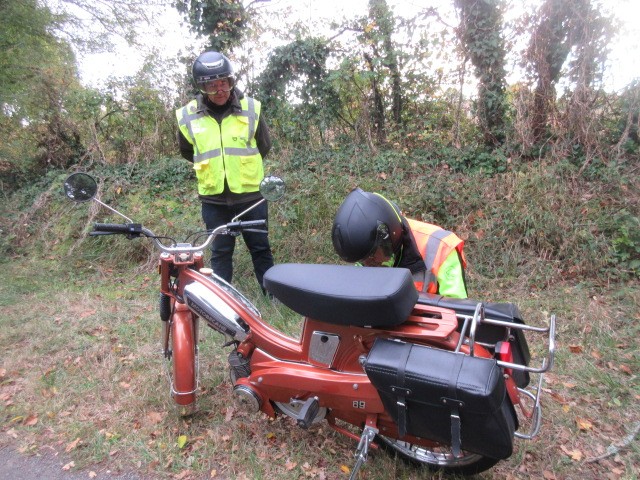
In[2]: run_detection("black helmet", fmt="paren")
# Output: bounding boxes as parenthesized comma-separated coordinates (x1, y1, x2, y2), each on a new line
(192, 51, 235, 93)
(332, 188, 403, 265)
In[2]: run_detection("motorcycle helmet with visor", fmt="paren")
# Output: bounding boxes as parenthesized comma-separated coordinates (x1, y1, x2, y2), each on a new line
(192, 51, 235, 95)
(332, 188, 403, 266)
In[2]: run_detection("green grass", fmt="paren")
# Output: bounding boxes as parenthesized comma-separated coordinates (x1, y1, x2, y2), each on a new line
(1, 253, 637, 479)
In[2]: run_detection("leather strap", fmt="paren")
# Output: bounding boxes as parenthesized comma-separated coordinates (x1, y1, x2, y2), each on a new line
(444, 353, 466, 458)
(393, 342, 413, 438)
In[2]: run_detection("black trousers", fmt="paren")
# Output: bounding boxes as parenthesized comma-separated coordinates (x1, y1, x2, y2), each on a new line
(201, 200, 274, 289)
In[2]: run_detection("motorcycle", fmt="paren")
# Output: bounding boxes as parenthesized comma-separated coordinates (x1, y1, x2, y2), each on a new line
(63, 172, 556, 478)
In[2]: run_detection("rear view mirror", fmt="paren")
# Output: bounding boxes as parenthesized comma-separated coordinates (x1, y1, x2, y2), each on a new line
(64, 173, 97, 202)
(259, 175, 285, 202)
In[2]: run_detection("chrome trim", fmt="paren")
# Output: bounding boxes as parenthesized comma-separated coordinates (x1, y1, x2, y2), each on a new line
(514, 374, 545, 439)
(309, 331, 341, 368)
(183, 282, 249, 341)
(458, 304, 556, 441)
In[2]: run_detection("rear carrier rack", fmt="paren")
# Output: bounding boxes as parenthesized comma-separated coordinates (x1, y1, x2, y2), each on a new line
(455, 303, 556, 440)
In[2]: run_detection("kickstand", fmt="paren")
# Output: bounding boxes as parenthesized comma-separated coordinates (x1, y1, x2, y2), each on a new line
(349, 424, 379, 480)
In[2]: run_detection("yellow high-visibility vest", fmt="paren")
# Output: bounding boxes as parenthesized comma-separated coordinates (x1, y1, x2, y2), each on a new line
(176, 97, 263, 195)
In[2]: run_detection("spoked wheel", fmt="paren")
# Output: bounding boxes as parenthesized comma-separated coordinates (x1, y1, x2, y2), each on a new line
(376, 436, 499, 475)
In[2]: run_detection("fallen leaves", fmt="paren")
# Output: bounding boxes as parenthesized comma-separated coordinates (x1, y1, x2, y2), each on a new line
(560, 445, 584, 461)
(577, 418, 594, 431)
(78, 309, 96, 319)
(65, 437, 81, 453)
(0, 391, 13, 406)
(619, 364, 632, 375)
(225, 406, 235, 422)
(23, 414, 38, 426)
(173, 469, 193, 479)
(146, 411, 165, 425)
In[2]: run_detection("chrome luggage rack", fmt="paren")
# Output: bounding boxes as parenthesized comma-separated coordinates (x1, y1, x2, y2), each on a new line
(455, 303, 557, 440)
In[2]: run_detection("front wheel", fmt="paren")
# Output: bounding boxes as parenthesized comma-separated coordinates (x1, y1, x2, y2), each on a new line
(376, 436, 500, 476)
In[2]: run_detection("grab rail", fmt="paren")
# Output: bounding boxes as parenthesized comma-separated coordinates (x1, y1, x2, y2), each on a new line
(456, 303, 556, 440)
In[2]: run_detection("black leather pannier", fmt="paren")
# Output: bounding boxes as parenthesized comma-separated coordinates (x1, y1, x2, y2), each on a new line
(364, 338, 518, 459)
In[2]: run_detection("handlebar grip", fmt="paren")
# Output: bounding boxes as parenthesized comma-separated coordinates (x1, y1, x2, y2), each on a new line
(93, 223, 143, 235)
(226, 219, 267, 231)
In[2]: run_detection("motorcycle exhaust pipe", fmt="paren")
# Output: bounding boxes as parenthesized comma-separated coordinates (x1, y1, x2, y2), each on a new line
(183, 282, 249, 341)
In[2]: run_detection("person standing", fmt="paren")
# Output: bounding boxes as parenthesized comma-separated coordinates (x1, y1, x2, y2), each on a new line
(176, 51, 274, 291)
(332, 188, 468, 298)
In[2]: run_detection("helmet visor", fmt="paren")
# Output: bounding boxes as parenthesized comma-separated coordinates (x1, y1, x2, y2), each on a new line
(361, 222, 395, 267)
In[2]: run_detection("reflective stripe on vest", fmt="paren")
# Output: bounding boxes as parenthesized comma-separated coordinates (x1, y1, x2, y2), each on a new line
(406, 218, 466, 293)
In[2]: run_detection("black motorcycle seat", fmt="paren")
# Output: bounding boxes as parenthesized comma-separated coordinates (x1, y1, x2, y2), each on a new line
(417, 293, 523, 323)
(263, 263, 418, 327)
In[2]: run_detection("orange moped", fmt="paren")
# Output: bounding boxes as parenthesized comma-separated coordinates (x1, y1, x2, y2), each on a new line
(64, 173, 555, 478)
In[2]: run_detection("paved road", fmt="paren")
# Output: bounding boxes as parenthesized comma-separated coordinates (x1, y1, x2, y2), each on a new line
(0, 446, 144, 479)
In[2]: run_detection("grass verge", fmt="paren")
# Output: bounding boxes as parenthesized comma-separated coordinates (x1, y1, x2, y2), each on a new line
(1, 253, 638, 480)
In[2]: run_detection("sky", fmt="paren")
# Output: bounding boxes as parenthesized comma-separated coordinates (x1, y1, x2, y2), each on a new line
(77, 0, 640, 93)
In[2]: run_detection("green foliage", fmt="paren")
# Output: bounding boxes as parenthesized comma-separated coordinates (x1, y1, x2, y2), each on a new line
(175, 0, 248, 52)
(257, 38, 340, 147)
(3, 147, 637, 299)
(455, 0, 508, 146)
(94, 75, 177, 165)
(358, 0, 403, 142)
(0, 0, 86, 189)
(609, 81, 640, 153)
(442, 146, 509, 174)
(0, 0, 63, 108)
(607, 211, 640, 276)
(524, 0, 615, 149)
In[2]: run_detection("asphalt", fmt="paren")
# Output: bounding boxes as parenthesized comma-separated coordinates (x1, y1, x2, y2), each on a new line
(0, 446, 145, 479)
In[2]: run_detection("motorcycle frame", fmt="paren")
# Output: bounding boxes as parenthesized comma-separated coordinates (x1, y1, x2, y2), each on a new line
(160, 256, 518, 449)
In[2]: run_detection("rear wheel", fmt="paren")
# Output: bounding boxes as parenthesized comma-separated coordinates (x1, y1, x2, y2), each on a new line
(377, 436, 499, 475)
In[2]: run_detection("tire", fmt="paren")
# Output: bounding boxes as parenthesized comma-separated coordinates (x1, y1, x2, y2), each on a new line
(170, 310, 197, 407)
(376, 436, 500, 476)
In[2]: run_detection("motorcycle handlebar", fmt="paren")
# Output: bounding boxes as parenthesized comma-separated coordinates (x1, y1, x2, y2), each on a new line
(94, 223, 143, 235)
(226, 219, 267, 231)
(91, 219, 267, 255)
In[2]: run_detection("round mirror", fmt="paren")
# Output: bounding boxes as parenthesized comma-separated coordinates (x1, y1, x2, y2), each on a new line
(64, 173, 98, 202)
(259, 175, 286, 202)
